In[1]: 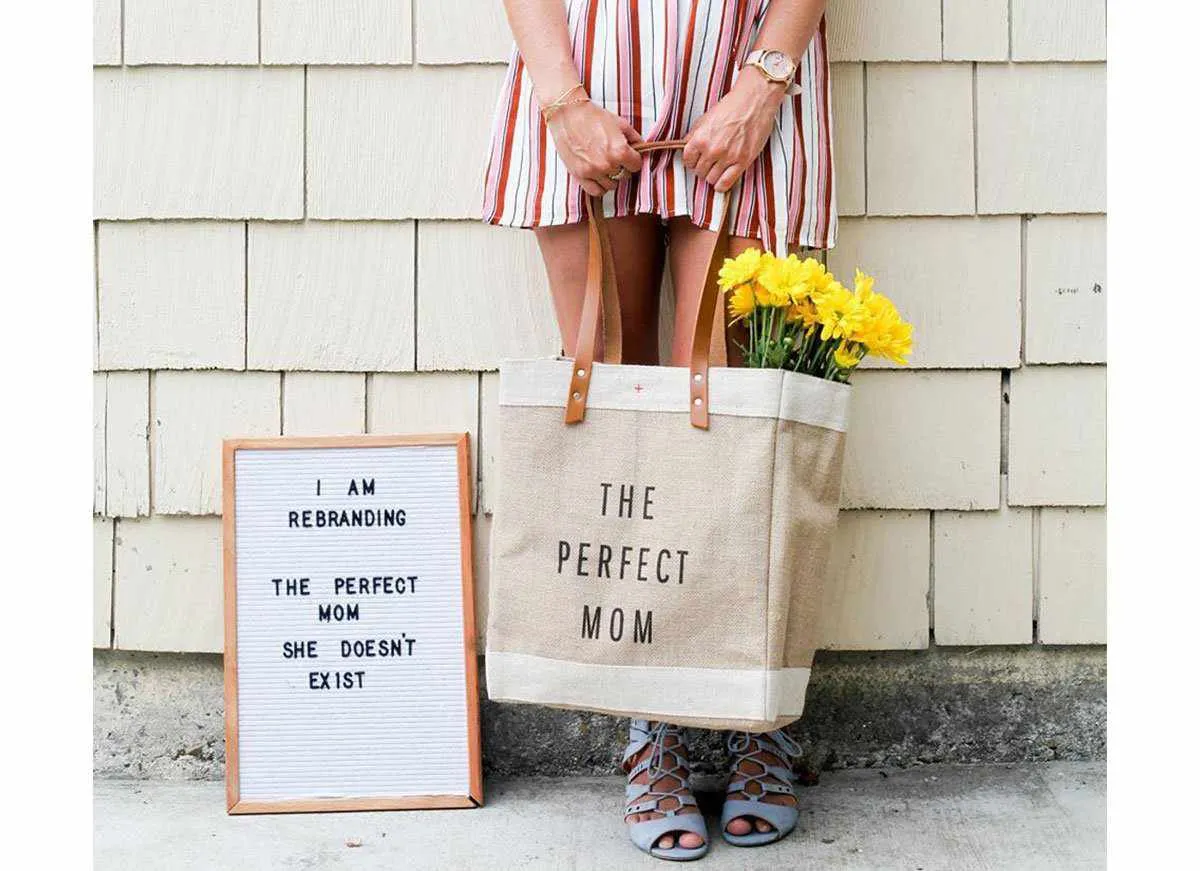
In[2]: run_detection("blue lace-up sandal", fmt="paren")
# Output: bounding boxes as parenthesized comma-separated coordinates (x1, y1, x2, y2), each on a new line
(622, 720, 710, 862)
(720, 729, 803, 847)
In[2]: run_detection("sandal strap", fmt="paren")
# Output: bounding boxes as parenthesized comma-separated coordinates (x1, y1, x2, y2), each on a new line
(727, 774, 794, 793)
(626, 793, 699, 816)
(728, 728, 802, 759)
(725, 730, 799, 802)
(623, 721, 697, 818)
(622, 720, 683, 768)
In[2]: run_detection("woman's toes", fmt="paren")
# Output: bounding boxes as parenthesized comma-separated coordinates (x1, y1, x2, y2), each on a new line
(726, 816, 752, 836)
(726, 816, 776, 837)
(678, 832, 704, 850)
(656, 831, 704, 851)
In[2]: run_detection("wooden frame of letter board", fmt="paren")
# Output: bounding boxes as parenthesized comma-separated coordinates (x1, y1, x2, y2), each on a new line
(222, 433, 483, 814)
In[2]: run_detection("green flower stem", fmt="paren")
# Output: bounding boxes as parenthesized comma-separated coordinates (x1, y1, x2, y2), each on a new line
(757, 308, 769, 367)
(749, 310, 759, 366)
(766, 307, 779, 366)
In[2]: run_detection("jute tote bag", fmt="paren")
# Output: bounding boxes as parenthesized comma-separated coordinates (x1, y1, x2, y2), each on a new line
(486, 141, 851, 731)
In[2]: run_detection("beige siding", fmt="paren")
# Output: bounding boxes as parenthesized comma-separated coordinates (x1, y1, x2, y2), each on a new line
(124, 0, 259, 65)
(367, 372, 479, 437)
(103, 371, 152, 518)
(307, 66, 506, 219)
(829, 217, 1021, 368)
(865, 63, 975, 216)
(1024, 215, 1107, 364)
(90, 4, 1106, 654)
(415, 0, 512, 64)
(1038, 507, 1106, 644)
(933, 483, 1035, 645)
(247, 221, 416, 372)
(1007, 366, 1107, 507)
(113, 515, 224, 652)
(942, 0, 1009, 61)
(830, 63, 866, 217)
(98, 221, 245, 370)
(478, 372, 499, 516)
(94, 518, 115, 648)
(95, 67, 305, 219)
(827, 0, 942, 61)
(262, 0, 413, 64)
(1011, 0, 1107, 62)
(93, 374, 107, 514)
(282, 373, 367, 436)
(417, 222, 559, 371)
(94, 0, 122, 65)
(842, 371, 1001, 510)
(367, 373, 481, 514)
(152, 371, 281, 515)
(820, 511, 930, 650)
(976, 63, 1106, 214)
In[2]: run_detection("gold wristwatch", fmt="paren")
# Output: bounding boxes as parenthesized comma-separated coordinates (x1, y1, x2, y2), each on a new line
(742, 49, 802, 96)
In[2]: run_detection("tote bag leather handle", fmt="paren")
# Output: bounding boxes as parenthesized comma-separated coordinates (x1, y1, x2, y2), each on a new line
(564, 139, 730, 429)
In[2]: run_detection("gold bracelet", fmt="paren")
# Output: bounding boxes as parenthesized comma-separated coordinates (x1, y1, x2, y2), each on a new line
(542, 94, 589, 120)
(540, 83, 587, 118)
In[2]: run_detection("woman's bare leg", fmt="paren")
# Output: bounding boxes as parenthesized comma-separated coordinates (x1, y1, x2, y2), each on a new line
(666, 218, 763, 366)
(534, 214, 665, 364)
(669, 218, 802, 837)
(536, 217, 704, 852)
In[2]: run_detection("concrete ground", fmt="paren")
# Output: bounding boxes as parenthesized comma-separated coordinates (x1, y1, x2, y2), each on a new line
(95, 762, 1104, 871)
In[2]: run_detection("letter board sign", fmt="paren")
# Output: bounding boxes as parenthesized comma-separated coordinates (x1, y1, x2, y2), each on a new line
(222, 434, 482, 813)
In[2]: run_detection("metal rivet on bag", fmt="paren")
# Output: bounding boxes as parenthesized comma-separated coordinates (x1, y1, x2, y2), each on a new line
(576, 368, 585, 377)
(573, 392, 582, 401)
(694, 373, 703, 383)
(694, 397, 702, 406)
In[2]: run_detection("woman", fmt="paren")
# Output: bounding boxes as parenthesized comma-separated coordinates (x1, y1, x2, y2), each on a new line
(483, 0, 835, 861)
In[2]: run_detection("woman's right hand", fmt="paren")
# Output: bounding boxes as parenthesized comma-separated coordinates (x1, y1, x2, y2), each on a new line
(546, 101, 643, 197)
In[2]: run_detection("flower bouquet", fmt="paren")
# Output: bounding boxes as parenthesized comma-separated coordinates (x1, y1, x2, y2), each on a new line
(718, 250, 914, 380)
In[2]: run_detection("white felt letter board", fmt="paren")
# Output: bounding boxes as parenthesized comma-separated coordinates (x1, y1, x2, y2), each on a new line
(222, 434, 482, 813)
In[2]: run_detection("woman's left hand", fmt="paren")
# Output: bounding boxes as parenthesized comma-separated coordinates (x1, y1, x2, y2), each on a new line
(682, 72, 787, 193)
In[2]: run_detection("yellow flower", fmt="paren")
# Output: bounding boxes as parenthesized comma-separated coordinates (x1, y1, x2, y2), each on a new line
(727, 284, 757, 321)
(858, 304, 914, 365)
(786, 297, 818, 325)
(755, 255, 799, 307)
(798, 257, 838, 300)
(718, 248, 768, 291)
(875, 321, 914, 365)
(814, 281, 868, 341)
(853, 268, 876, 301)
(754, 282, 791, 307)
(833, 340, 862, 370)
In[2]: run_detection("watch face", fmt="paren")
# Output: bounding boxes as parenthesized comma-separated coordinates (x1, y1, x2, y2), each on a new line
(762, 50, 794, 79)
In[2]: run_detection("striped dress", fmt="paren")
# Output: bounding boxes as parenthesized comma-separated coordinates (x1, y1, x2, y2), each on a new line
(481, 0, 837, 253)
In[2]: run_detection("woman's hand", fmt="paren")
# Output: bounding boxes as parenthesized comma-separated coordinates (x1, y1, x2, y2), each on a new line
(547, 101, 644, 197)
(683, 72, 787, 192)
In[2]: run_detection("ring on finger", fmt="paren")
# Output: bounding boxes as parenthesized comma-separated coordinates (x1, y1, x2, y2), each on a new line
(607, 167, 629, 181)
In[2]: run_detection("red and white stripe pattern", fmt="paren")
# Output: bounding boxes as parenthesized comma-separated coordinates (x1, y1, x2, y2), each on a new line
(482, 0, 837, 253)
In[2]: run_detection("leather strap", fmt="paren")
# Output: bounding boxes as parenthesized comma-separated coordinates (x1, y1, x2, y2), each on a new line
(563, 198, 618, 423)
(687, 200, 729, 429)
(564, 138, 729, 429)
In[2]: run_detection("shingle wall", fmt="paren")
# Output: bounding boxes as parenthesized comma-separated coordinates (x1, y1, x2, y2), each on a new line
(93, 0, 1106, 654)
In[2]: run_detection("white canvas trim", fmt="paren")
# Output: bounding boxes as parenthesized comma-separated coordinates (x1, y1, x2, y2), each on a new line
(779, 369, 854, 433)
(498, 358, 850, 432)
(485, 650, 812, 721)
